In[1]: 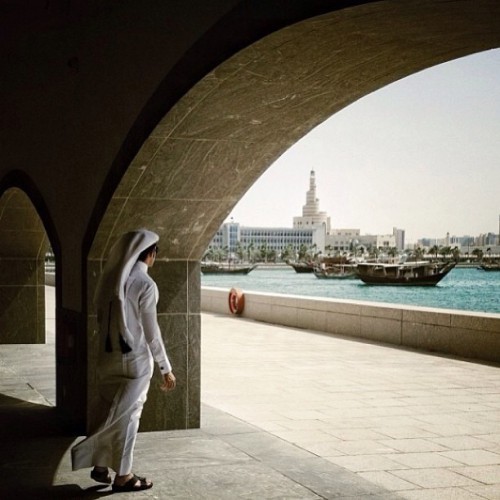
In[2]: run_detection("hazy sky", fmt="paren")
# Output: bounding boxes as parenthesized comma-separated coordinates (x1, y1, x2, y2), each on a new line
(226, 49, 500, 243)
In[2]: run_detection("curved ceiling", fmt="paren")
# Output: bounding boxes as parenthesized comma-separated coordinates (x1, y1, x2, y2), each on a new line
(90, 0, 500, 261)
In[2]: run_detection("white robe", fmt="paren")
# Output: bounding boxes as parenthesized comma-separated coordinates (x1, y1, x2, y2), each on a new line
(72, 230, 171, 475)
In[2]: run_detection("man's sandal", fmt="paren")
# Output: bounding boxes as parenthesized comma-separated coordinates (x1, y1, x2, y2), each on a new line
(112, 474, 153, 492)
(90, 468, 112, 484)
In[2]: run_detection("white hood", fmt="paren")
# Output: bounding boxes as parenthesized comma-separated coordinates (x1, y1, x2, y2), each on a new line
(94, 229, 159, 350)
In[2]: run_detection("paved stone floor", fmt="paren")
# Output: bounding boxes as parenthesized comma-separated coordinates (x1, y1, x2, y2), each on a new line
(0, 287, 499, 499)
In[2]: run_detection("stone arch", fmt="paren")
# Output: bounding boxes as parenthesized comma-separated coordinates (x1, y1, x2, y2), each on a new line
(0, 173, 58, 344)
(90, 1, 500, 259)
(86, 1, 500, 431)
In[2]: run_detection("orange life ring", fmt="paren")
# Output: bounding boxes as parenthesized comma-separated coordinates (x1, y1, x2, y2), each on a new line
(228, 287, 245, 315)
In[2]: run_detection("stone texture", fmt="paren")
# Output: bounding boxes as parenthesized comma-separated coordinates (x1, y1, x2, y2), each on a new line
(86, 259, 200, 432)
(0, 270, 45, 344)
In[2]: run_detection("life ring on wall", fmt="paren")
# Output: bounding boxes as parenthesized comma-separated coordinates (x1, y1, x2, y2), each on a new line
(228, 288, 245, 315)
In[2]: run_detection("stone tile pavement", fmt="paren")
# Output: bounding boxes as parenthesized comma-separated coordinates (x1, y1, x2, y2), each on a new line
(201, 314, 500, 500)
(0, 287, 499, 498)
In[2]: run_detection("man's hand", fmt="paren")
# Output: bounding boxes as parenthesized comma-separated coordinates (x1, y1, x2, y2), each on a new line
(160, 371, 176, 392)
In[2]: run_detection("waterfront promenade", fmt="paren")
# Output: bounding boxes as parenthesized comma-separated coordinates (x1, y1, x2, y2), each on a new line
(0, 287, 499, 498)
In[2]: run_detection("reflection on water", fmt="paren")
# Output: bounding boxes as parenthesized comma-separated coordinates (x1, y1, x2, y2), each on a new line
(201, 267, 500, 314)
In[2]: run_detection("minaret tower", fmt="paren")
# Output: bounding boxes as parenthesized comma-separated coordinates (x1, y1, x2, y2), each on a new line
(303, 170, 320, 217)
(293, 170, 330, 232)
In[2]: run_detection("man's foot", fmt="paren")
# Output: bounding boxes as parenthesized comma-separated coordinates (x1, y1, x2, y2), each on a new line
(90, 466, 112, 484)
(112, 473, 153, 492)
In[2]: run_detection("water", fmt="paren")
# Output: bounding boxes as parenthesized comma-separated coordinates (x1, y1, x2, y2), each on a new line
(201, 266, 500, 314)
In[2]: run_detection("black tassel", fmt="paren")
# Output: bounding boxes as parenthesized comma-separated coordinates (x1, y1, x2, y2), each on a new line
(119, 334, 132, 354)
(105, 333, 113, 353)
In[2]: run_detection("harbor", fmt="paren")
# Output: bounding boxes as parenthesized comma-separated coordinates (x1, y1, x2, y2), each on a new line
(201, 265, 500, 314)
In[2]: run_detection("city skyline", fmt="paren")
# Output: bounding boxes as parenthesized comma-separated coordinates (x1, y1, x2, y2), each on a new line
(226, 49, 500, 244)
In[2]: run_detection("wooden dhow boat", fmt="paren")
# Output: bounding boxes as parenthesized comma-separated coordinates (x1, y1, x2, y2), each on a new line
(287, 261, 315, 273)
(356, 261, 455, 286)
(201, 263, 257, 275)
(314, 264, 358, 280)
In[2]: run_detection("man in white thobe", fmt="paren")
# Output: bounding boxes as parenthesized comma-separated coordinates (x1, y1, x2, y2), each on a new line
(72, 229, 176, 492)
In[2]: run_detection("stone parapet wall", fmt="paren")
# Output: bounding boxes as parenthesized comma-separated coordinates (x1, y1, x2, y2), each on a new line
(201, 287, 500, 364)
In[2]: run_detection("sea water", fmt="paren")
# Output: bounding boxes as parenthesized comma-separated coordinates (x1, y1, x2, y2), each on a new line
(201, 266, 500, 314)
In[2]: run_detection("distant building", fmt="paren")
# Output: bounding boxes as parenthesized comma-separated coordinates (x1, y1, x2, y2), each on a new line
(207, 221, 314, 259)
(240, 226, 314, 254)
(358, 234, 396, 250)
(293, 170, 330, 233)
(393, 227, 405, 251)
(323, 229, 361, 254)
(207, 169, 404, 258)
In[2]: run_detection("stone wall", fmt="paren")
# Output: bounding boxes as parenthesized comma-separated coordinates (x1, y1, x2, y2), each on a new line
(201, 287, 500, 364)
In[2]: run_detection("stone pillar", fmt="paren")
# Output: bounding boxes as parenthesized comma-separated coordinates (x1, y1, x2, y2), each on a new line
(0, 257, 46, 344)
(86, 258, 201, 432)
(56, 307, 87, 432)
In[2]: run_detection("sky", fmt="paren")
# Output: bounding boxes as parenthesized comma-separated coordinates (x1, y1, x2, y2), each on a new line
(226, 49, 500, 244)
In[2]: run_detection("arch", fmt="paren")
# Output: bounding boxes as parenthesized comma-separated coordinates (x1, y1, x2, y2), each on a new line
(0, 179, 52, 344)
(0, 170, 61, 268)
(89, 1, 500, 260)
(85, 1, 500, 432)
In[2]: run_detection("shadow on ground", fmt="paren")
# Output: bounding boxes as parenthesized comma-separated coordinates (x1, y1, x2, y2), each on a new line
(0, 394, 102, 499)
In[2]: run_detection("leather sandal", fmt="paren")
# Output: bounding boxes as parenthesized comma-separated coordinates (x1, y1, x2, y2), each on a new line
(112, 474, 153, 492)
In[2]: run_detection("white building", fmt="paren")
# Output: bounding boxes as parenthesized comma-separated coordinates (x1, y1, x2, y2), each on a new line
(358, 234, 396, 250)
(207, 169, 402, 258)
(323, 229, 361, 254)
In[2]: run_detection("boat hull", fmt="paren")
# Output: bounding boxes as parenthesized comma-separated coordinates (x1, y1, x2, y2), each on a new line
(480, 265, 500, 272)
(356, 262, 455, 286)
(314, 265, 358, 280)
(288, 263, 315, 273)
(314, 272, 358, 280)
(201, 264, 257, 275)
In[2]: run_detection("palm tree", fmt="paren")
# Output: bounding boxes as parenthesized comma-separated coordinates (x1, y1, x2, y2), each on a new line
(472, 248, 484, 263)
(451, 246, 461, 263)
(235, 242, 245, 262)
(298, 244, 308, 261)
(247, 242, 254, 263)
(204, 247, 213, 262)
(369, 245, 379, 262)
(439, 246, 452, 261)
(413, 246, 424, 261)
(259, 244, 268, 262)
(429, 245, 439, 261)
(387, 246, 399, 262)
(281, 244, 294, 263)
